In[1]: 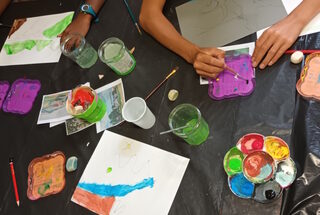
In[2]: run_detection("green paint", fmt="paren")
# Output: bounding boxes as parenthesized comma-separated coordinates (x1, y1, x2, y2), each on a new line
(35, 40, 52, 51)
(4, 40, 36, 55)
(182, 118, 209, 145)
(4, 40, 52, 55)
(223, 147, 244, 176)
(43, 13, 74, 38)
(107, 167, 112, 173)
(229, 156, 242, 171)
(38, 180, 52, 196)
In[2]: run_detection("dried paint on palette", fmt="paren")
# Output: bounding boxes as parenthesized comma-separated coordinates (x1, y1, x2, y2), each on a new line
(237, 133, 264, 154)
(228, 173, 255, 199)
(253, 180, 282, 203)
(265, 136, 290, 161)
(274, 158, 297, 188)
(223, 147, 244, 176)
(243, 151, 275, 184)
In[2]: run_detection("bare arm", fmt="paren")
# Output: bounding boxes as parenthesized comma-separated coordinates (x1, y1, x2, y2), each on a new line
(139, 0, 225, 78)
(60, 0, 105, 41)
(0, 0, 11, 16)
(252, 0, 320, 69)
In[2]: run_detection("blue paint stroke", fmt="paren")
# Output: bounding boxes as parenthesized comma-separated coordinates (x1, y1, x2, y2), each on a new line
(78, 177, 154, 197)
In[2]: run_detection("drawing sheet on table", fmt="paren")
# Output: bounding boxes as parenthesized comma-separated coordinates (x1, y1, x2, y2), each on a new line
(71, 130, 189, 215)
(257, 0, 320, 38)
(0, 12, 73, 66)
(200, 42, 255, 85)
(176, 0, 287, 48)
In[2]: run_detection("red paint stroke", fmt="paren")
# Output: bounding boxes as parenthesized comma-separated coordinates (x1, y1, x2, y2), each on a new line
(238, 134, 264, 154)
(73, 187, 115, 215)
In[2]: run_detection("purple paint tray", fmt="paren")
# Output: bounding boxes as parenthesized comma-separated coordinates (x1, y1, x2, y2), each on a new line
(3, 79, 41, 114)
(208, 54, 255, 100)
(0, 81, 10, 109)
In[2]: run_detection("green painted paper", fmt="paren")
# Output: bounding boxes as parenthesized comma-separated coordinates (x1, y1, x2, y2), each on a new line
(4, 40, 36, 55)
(42, 13, 73, 38)
(35, 40, 52, 51)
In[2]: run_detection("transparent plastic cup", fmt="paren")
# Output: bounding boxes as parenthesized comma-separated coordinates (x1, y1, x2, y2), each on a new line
(60, 33, 98, 69)
(122, 97, 155, 129)
(168, 104, 209, 145)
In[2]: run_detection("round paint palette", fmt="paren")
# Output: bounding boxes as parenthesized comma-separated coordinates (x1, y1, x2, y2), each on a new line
(224, 133, 297, 203)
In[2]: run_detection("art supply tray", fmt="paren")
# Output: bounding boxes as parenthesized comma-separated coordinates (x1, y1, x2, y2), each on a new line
(224, 133, 297, 203)
(3, 79, 41, 114)
(296, 52, 320, 101)
(208, 54, 255, 100)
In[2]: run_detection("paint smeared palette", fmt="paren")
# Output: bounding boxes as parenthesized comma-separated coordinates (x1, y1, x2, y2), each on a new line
(296, 52, 320, 101)
(224, 133, 297, 203)
(27, 151, 66, 200)
(208, 53, 255, 100)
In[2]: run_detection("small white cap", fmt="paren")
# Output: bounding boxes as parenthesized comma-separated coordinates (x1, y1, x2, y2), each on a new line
(168, 89, 179, 101)
(290, 51, 304, 64)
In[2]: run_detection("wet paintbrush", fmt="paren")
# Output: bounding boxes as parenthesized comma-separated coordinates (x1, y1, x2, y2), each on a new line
(225, 66, 249, 84)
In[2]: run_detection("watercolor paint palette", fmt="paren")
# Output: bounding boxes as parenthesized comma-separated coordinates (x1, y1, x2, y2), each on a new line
(2, 79, 41, 114)
(296, 52, 320, 101)
(27, 151, 66, 200)
(208, 54, 255, 100)
(0, 81, 10, 109)
(224, 133, 297, 203)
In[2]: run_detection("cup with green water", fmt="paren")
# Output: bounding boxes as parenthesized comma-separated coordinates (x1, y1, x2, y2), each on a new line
(98, 37, 136, 76)
(168, 104, 209, 145)
(60, 33, 98, 69)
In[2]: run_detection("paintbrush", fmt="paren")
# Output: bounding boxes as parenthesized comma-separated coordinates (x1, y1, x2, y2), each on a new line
(122, 0, 142, 35)
(225, 66, 249, 84)
(145, 66, 179, 101)
(0, 23, 12, 28)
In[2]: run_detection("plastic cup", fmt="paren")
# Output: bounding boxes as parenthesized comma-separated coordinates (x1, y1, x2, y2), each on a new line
(122, 97, 155, 129)
(98, 37, 136, 75)
(60, 33, 98, 69)
(168, 104, 209, 145)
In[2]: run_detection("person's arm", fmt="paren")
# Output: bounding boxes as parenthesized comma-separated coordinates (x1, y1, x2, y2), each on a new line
(0, 0, 11, 16)
(252, 0, 320, 69)
(139, 0, 225, 78)
(59, 0, 105, 41)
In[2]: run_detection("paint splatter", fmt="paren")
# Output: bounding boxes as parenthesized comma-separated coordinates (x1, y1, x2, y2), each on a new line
(78, 177, 154, 197)
(229, 173, 254, 198)
(107, 167, 112, 173)
(265, 136, 289, 160)
(43, 13, 73, 38)
(223, 147, 244, 176)
(243, 151, 275, 183)
(274, 158, 297, 188)
(237, 133, 264, 154)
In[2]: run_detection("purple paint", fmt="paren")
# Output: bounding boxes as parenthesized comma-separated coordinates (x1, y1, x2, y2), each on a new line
(3, 79, 41, 114)
(0, 81, 10, 109)
(208, 54, 255, 100)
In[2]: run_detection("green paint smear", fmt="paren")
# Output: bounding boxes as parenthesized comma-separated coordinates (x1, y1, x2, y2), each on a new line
(229, 157, 242, 172)
(4, 40, 52, 55)
(107, 167, 112, 173)
(43, 13, 74, 38)
(38, 180, 52, 196)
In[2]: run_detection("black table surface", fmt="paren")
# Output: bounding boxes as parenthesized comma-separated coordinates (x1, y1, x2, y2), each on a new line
(1, 0, 320, 214)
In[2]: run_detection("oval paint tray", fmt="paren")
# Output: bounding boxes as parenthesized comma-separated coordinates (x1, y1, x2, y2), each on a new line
(0, 81, 10, 109)
(2, 79, 41, 114)
(296, 53, 320, 101)
(224, 133, 297, 203)
(208, 54, 255, 100)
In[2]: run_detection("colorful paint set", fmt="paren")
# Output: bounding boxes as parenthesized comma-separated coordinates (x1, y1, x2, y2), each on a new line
(224, 133, 297, 203)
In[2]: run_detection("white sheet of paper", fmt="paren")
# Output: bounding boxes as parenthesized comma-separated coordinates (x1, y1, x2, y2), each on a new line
(95, 79, 125, 133)
(200, 42, 255, 85)
(49, 120, 65, 128)
(71, 130, 189, 215)
(257, 1, 320, 38)
(0, 12, 73, 66)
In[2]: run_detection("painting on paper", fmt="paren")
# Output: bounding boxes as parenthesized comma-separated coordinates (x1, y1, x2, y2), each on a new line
(71, 130, 189, 215)
(0, 12, 74, 66)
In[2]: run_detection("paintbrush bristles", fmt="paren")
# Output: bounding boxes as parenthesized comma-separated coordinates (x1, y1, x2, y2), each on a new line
(144, 66, 179, 101)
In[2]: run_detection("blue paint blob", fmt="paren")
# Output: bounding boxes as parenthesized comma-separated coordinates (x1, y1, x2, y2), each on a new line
(78, 177, 154, 197)
(256, 164, 272, 180)
(229, 173, 254, 198)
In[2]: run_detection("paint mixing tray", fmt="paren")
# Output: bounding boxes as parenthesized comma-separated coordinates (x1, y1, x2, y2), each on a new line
(27, 151, 66, 200)
(0, 81, 10, 109)
(296, 53, 320, 101)
(208, 54, 255, 100)
(2, 79, 41, 114)
(224, 133, 297, 203)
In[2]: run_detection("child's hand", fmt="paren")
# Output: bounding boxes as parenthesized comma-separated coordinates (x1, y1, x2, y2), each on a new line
(192, 47, 225, 78)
